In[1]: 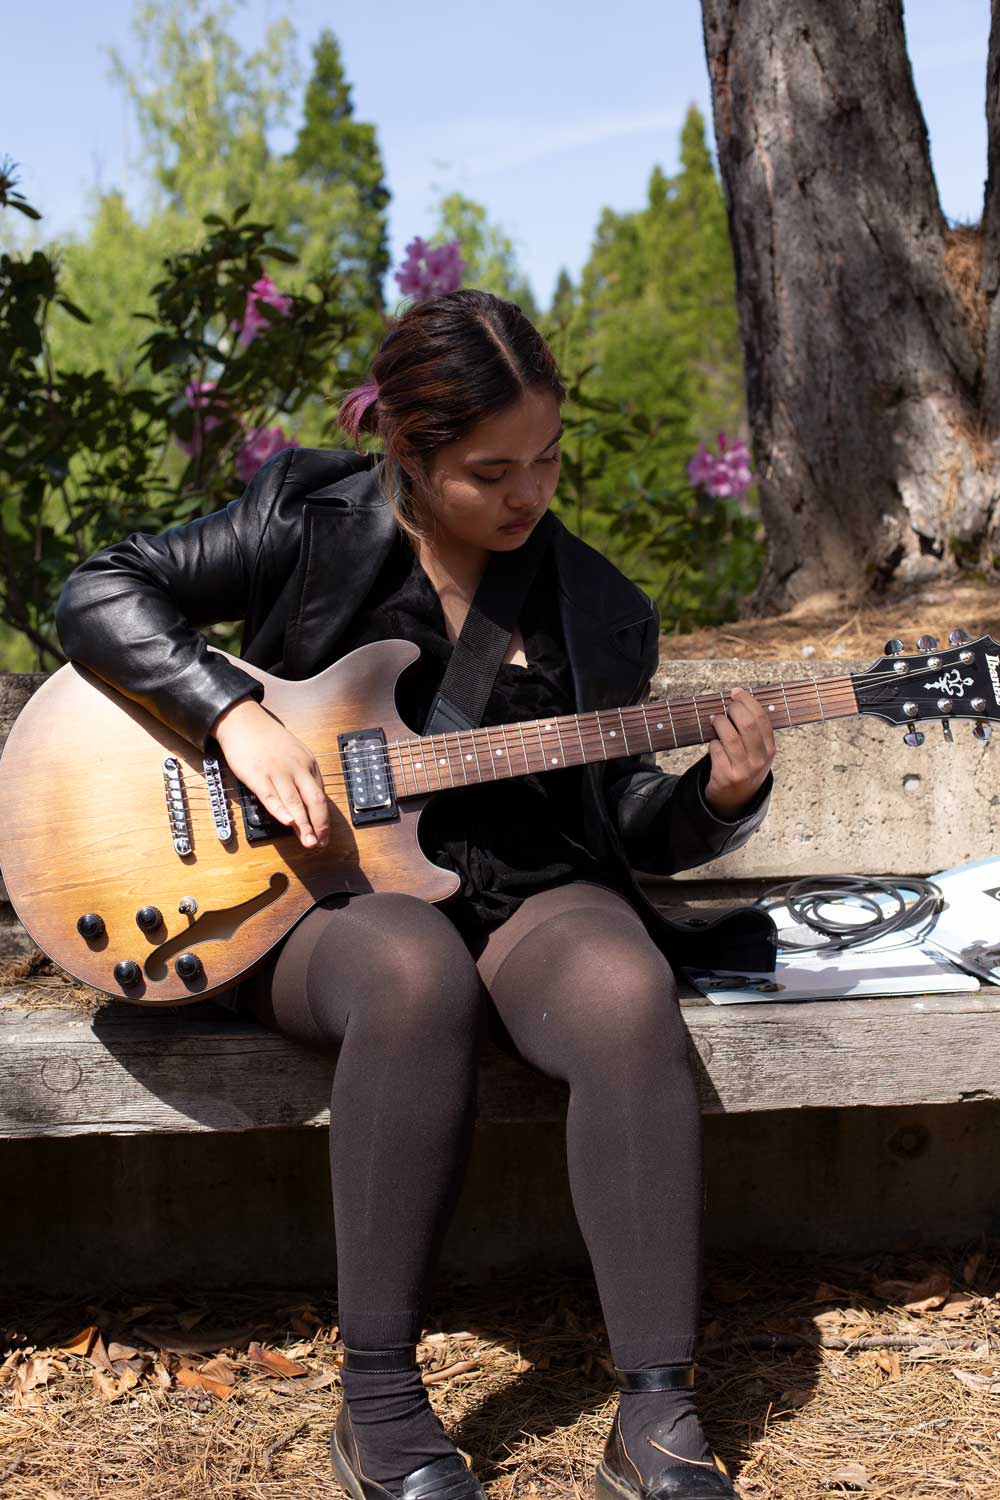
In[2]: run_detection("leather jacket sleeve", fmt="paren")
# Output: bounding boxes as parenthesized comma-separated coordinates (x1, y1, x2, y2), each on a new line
(53, 446, 302, 752)
(603, 607, 773, 876)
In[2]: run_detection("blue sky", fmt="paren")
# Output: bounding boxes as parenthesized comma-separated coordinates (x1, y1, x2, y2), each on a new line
(3, 0, 992, 310)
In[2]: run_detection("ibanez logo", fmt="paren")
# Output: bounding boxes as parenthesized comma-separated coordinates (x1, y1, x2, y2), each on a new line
(988, 654, 1000, 707)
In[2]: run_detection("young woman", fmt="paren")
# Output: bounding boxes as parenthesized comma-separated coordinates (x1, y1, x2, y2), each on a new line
(54, 289, 776, 1500)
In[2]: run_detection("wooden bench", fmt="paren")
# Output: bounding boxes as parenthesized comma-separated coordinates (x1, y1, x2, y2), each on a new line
(1, 659, 998, 1288)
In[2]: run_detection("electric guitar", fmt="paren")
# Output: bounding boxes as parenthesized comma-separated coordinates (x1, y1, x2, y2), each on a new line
(1, 630, 997, 1005)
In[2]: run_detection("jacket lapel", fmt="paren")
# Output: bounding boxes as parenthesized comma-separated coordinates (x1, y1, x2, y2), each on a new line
(280, 459, 399, 679)
(549, 518, 655, 712)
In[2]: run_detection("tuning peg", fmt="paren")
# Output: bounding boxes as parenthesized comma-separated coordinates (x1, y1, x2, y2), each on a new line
(916, 634, 939, 651)
(903, 723, 925, 748)
(884, 639, 906, 656)
(948, 628, 971, 646)
(942, 720, 954, 744)
(973, 721, 992, 744)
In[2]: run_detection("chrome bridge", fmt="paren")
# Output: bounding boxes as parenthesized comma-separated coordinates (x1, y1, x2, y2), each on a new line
(162, 756, 192, 856)
(203, 756, 232, 841)
(339, 727, 398, 827)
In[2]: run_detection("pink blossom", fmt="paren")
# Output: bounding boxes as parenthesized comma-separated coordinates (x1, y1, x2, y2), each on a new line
(236, 425, 299, 484)
(394, 236, 465, 301)
(687, 433, 753, 499)
(232, 274, 293, 348)
(176, 379, 227, 456)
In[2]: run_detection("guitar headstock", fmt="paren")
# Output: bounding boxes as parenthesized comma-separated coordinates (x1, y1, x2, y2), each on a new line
(852, 631, 1000, 746)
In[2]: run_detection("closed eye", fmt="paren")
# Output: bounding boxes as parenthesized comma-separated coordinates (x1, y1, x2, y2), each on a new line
(473, 451, 561, 485)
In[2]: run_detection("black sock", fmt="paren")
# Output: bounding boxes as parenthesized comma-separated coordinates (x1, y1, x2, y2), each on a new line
(616, 1383, 715, 1485)
(339, 1312, 459, 1495)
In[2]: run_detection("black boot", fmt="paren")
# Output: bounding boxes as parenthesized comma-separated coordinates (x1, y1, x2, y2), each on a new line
(594, 1364, 739, 1500)
(331, 1346, 488, 1500)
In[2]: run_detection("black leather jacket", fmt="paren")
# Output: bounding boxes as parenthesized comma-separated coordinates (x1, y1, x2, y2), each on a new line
(54, 446, 777, 970)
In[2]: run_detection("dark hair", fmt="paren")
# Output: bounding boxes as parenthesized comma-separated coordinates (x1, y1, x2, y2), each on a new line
(336, 288, 566, 544)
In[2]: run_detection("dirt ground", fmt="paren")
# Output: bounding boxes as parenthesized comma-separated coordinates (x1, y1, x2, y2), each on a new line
(663, 579, 1000, 662)
(2, 1240, 999, 1500)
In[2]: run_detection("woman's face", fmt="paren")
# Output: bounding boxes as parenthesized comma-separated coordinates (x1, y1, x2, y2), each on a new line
(418, 388, 563, 554)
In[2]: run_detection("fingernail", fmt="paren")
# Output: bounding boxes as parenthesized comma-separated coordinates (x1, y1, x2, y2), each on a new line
(304, 834, 316, 846)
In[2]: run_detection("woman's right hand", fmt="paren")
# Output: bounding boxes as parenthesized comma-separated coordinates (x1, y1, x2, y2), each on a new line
(211, 697, 330, 849)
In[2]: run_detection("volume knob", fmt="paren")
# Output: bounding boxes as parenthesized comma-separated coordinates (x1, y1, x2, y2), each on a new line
(136, 905, 163, 932)
(77, 913, 105, 940)
(113, 959, 142, 987)
(175, 952, 203, 981)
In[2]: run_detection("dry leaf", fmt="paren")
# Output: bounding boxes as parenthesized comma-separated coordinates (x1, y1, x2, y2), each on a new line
(197, 1355, 237, 1386)
(91, 1368, 138, 1402)
(12, 1357, 53, 1409)
(939, 1294, 977, 1318)
(513, 1356, 534, 1373)
(777, 1386, 812, 1409)
(60, 1326, 97, 1357)
(811, 1283, 841, 1302)
(248, 1342, 309, 1378)
(874, 1351, 901, 1380)
(873, 1270, 950, 1311)
(106, 1342, 142, 1362)
(954, 1368, 1000, 1394)
(823, 1461, 871, 1489)
(86, 1335, 115, 1375)
(176, 1309, 210, 1331)
(175, 1366, 234, 1401)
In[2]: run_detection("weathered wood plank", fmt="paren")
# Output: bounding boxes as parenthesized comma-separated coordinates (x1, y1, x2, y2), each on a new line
(3, 985, 999, 1138)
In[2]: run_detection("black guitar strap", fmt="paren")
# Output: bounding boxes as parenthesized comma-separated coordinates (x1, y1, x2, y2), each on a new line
(422, 511, 556, 736)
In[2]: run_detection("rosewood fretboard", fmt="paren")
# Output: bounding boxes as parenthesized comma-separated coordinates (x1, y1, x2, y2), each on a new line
(383, 676, 859, 798)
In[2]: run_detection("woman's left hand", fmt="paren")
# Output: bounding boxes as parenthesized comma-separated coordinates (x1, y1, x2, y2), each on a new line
(704, 686, 776, 819)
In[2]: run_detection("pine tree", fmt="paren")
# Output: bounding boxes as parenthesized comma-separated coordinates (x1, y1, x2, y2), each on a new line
(427, 192, 540, 319)
(291, 29, 391, 316)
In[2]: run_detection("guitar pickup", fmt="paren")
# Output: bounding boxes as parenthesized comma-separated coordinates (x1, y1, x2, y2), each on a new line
(339, 728, 399, 827)
(237, 783, 294, 845)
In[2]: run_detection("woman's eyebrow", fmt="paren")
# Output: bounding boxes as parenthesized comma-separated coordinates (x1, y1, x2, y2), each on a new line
(465, 424, 564, 466)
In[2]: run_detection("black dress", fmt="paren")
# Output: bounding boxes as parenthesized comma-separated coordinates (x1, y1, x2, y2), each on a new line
(331, 524, 620, 940)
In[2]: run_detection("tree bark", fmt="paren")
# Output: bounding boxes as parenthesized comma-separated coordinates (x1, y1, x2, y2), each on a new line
(700, 0, 1000, 611)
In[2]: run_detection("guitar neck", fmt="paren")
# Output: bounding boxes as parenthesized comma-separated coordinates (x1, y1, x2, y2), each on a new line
(387, 675, 859, 798)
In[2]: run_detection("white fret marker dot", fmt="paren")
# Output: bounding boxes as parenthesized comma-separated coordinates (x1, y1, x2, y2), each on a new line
(768, 704, 776, 712)
(466, 754, 473, 761)
(657, 722, 664, 730)
(610, 730, 617, 737)
(495, 749, 503, 757)
(439, 758, 446, 764)
(415, 762, 422, 770)
(551, 756, 559, 764)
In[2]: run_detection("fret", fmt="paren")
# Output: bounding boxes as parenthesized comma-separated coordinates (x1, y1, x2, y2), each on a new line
(403, 737, 422, 793)
(392, 741, 408, 796)
(498, 722, 512, 774)
(553, 717, 567, 767)
(692, 696, 704, 743)
(430, 731, 449, 789)
(535, 719, 548, 770)
(574, 713, 588, 766)
(594, 712, 608, 758)
(641, 704, 654, 753)
(814, 680, 826, 720)
(468, 729, 483, 783)
(616, 707, 628, 753)
(515, 719, 530, 775)
(664, 700, 678, 748)
(780, 681, 792, 726)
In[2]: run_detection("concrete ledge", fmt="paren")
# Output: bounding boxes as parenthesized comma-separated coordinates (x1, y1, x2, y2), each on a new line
(3, 982, 999, 1139)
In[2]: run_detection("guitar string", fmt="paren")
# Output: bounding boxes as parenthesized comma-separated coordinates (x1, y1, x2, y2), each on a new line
(175, 663, 981, 807)
(175, 666, 977, 812)
(178, 679, 865, 803)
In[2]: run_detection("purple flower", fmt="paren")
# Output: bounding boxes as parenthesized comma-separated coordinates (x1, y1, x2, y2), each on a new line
(687, 433, 753, 499)
(236, 425, 299, 484)
(176, 379, 227, 457)
(232, 274, 293, 348)
(394, 236, 465, 301)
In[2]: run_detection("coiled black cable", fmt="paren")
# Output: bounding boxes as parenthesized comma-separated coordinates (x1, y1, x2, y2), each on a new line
(756, 875, 943, 954)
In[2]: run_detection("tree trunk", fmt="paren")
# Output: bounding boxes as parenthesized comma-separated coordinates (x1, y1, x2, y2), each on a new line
(700, 0, 1000, 612)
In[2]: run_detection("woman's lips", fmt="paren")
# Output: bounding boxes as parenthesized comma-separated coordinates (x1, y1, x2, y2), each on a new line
(499, 516, 537, 532)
